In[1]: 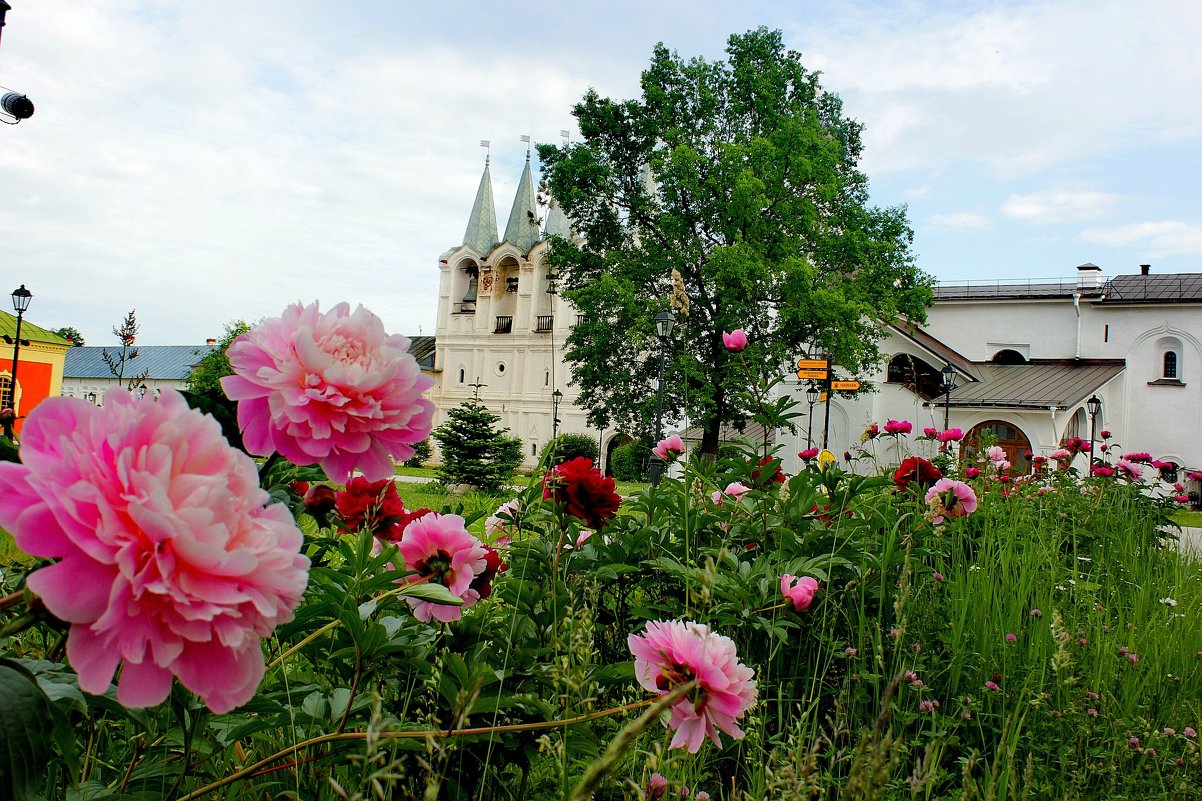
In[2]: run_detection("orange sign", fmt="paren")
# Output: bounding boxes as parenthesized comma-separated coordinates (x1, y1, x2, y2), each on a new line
(831, 380, 861, 391)
(797, 358, 828, 370)
(796, 369, 829, 380)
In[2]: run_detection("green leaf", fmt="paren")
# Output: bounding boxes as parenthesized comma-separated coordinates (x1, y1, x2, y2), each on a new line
(398, 582, 464, 605)
(0, 658, 54, 800)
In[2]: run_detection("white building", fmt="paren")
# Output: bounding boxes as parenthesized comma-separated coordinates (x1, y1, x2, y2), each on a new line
(61, 343, 217, 402)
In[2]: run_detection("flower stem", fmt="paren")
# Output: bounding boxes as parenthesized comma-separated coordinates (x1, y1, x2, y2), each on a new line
(0, 612, 38, 638)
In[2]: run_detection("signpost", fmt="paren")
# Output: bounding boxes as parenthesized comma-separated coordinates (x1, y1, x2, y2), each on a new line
(831, 380, 861, 392)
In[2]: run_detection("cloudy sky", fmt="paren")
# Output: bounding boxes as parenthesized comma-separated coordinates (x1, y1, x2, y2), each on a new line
(1, 1, 1199, 345)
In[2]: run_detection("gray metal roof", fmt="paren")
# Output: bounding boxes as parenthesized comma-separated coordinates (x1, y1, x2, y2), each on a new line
(462, 159, 499, 255)
(408, 335, 435, 370)
(503, 155, 541, 254)
(1100, 273, 1202, 304)
(64, 344, 215, 380)
(933, 277, 1104, 301)
(933, 361, 1124, 410)
(543, 196, 571, 240)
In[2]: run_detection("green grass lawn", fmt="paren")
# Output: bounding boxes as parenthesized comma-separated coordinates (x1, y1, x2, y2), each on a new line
(1172, 509, 1202, 527)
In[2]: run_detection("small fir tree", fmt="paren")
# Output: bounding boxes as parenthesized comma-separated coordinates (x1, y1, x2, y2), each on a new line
(432, 384, 521, 492)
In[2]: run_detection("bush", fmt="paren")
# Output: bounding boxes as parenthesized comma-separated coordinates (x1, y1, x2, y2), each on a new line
(609, 438, 650, 482)
(538, 433, 599, 467)
(432, 391, 521, 493)
(403, 438, 432, 468)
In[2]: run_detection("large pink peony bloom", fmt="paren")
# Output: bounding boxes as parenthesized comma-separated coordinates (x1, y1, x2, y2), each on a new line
(628, 620, 757, 752)
(721, 329, 748, 352)
(924, 478, 978, 522)
(397, 513, 491, 623)
(0, 391, 309, 713)
(781, 574, 820, 611)
(652, 434, 686, 462)
(221, 301, 435, 483)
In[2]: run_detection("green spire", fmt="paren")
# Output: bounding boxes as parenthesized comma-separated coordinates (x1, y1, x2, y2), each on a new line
(503, 153, 541, 254)
(462, 157, 498, 254)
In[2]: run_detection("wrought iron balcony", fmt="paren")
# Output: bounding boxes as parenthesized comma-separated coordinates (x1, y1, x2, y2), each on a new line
(535, 315, 553, 332)
(494, 315, 513, 334)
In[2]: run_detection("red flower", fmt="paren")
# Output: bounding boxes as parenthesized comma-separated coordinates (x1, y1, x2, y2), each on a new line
(469, 546, 508, 600)
(893, 457, 942, 492)
(302, 484, 338, 516)
(335, 476, 425, 541)
(542, 457, 621, 530)
(748, 456, 786, 488)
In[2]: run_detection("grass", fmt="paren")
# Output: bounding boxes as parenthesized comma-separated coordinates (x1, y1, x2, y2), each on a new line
(1173, 509, 1202, 527)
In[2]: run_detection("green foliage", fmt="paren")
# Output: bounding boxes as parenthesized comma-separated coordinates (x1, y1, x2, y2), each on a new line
(183, 320, 250, 405)
(432, 386, 522, 492)
(0, 658, 54, 800)
(403, 438, 433, 468)
(538, 28, 933, 451)
(52, 326, 84, 347)
(539, 432, 599, 467)
(609, 438, 650, 481)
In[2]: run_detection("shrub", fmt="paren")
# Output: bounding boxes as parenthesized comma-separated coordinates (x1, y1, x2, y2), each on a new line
(538, 433, 599, 467)
(403, 438, 432, 468)
(610, 438, 651, 482)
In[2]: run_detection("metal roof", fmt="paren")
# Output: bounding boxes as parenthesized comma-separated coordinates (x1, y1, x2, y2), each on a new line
(503, 155, 542, 254)
(0, 311, 70, 345)
(462, 159, 499, 255)
(408, 335, 435, 370)
(64, 344, 215, 380)
(890, 320, 981, 382)
(1100, 273, 1202, 304)
(933, 277, 1104, 301)
(933, 361, 1124, 410)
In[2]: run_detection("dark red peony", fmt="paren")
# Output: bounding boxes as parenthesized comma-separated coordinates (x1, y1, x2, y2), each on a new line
(302, 484, 338, 516)
(748, 456, 787, 488)
(893, 457, 943, 492)
(542, 456, 621, 530)
(469, 546, 508, 600)
(336, 476, 427, 541)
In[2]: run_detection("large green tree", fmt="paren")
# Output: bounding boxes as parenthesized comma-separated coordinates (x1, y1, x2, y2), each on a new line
(184, 320, 250, 404)
(538, 28, 933, 453)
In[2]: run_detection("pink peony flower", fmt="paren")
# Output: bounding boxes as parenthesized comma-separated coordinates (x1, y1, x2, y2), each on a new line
(780, 574, 819, 611)
(798, 447, 820, 461)
(985, 446, 1007, 463)
(1092, 466, 1116, 477)
(1100, 429, 1111, 439)
(1176, 494, 1190, 504)
(485, 498, 522, 545)
(924, 478, 978, 520)
(884, 419, 912, 435)
(1115, 458, 1142, 480)
(721, 328, 748, 352)
(1050, 449, 1071, 461)
(921, 426, 938, 439)
(964, 466, 980, 479)
(397, 513, 491, 623)
(652, 434, 686, 462)
(0, 391, 309, 713)
(936, 428, 964, 443)
(221, 301, 435, 483)
(628, 620, 757, 752)
(710, 481, 750, 504)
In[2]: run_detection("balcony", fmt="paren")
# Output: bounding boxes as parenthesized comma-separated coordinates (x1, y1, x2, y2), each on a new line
(494, 316, 513, 334)
(576, 314, 587, 327)
(535, 315, 553, 332)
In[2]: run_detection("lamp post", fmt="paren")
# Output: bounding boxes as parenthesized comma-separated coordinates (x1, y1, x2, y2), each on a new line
(551, 389, 563, 441)
(649, 309, 676, 486)
(805, 383, 820, 449)
(1087, 395, 1102, 471)
(87, 392, 97, 405)
(8, 284, 31, 416)
(139, 383, 148, 399)
(940, 362, 958, 431)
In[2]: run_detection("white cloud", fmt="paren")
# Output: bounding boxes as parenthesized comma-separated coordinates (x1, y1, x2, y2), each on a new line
(927, 212, 988, 229)
(1001, 190, 1122, 224)
(1080, 221, 1202, 257)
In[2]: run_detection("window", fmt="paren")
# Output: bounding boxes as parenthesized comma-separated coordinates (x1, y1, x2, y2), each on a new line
(1164, 351, 1178, 379)
(531, 443, 537, 456)
(544, 370, 550, 387)
(991, 349, 1027, 365)
(458, 368, 465, 384)
(886, 354, 944, 400)
(0, 375, 13, 410)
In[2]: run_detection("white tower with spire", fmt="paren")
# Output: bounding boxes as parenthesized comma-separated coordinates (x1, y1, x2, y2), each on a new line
(430, 143, 602, 469)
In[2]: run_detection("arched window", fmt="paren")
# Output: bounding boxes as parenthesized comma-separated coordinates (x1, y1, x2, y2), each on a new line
(963, 420, 1032, 474)
(458, 368, 465, 384)
(544, 370, 550, 387)
(1164, 351, 1178, 379)
(991, 349, 1027, 365)
(886, 354, 944, 400)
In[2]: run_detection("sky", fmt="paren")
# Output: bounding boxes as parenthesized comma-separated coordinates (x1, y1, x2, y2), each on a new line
(1, 0, 1200, 345)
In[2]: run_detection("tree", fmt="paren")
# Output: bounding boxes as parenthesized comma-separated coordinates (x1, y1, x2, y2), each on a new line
(53, 326, 84, 347)
(538, 28, 933, 454)
(102, 310, 149, 390)
(539, 433, 600, 468)
(184, 320, 250, 405)
(432, 385, 522, 492)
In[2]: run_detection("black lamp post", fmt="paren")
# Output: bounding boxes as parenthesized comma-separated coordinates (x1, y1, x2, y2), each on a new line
(8, 284, 31, 416)
(87, 391, 97, 405)
(805, 383, 820, 449)
(1087, 395, 1102, 471)
(649, 309, 676, 486)
(139, 383, 148, 399)
(551, 389, 563, 442)
(940, 362, 958, 430)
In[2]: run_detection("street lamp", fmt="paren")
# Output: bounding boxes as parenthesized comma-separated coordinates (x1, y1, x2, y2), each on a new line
(551, 389, 563, 442)
(7, 284, 31, 416)
(940, 362, 958, 431)
(1087, 395, 1102, 471)
(649, 309, 676, 486)
(87, 392, 97, 405)
(139, 383, 148, 398)
(805, 383, 820, 449)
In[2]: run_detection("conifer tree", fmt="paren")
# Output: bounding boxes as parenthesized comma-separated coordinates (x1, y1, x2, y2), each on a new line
(432, 384, 522, 492)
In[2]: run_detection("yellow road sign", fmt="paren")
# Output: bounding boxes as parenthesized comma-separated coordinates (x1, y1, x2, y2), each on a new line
(831, 380, 861, 391)
(797, 358, 828, 370)
(796, 369, 829, 380)
(818, 449, 837, 465)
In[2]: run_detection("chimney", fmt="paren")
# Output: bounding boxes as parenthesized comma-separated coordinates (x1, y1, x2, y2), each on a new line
(206, 338, 217, 346)
(1076, 262, 1102, 290)
(1140, 264, 1151, 276)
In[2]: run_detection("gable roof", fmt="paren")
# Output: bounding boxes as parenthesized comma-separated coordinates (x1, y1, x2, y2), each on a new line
(890, 320, 981, 382)
(931, 360, 1125, 411)
(0, 311, 71, 346)
(64, 344, 215, 380)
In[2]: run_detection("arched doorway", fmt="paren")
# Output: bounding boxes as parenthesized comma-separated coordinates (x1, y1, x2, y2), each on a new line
(962, 420, 1032, 473)
(603, 434, 633, 477)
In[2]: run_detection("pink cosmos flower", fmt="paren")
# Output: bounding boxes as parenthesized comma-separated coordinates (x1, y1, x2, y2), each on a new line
(936, 428, 964, 443)
(652, 434, 686, 462)
(485, 498, 522, 545)
(721, 329, 748, 352)
(397, 513, 490, 623)
(221, 301, 435, 483)
(628, 620, 757, 752)
(798, 447, 820, 461)
(884, 419, 912, 435)
(924, 478, 978, 520)
(710, 481, 750, 504)
(0, 391, 309, 713)
(780, 574, 819, 611)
